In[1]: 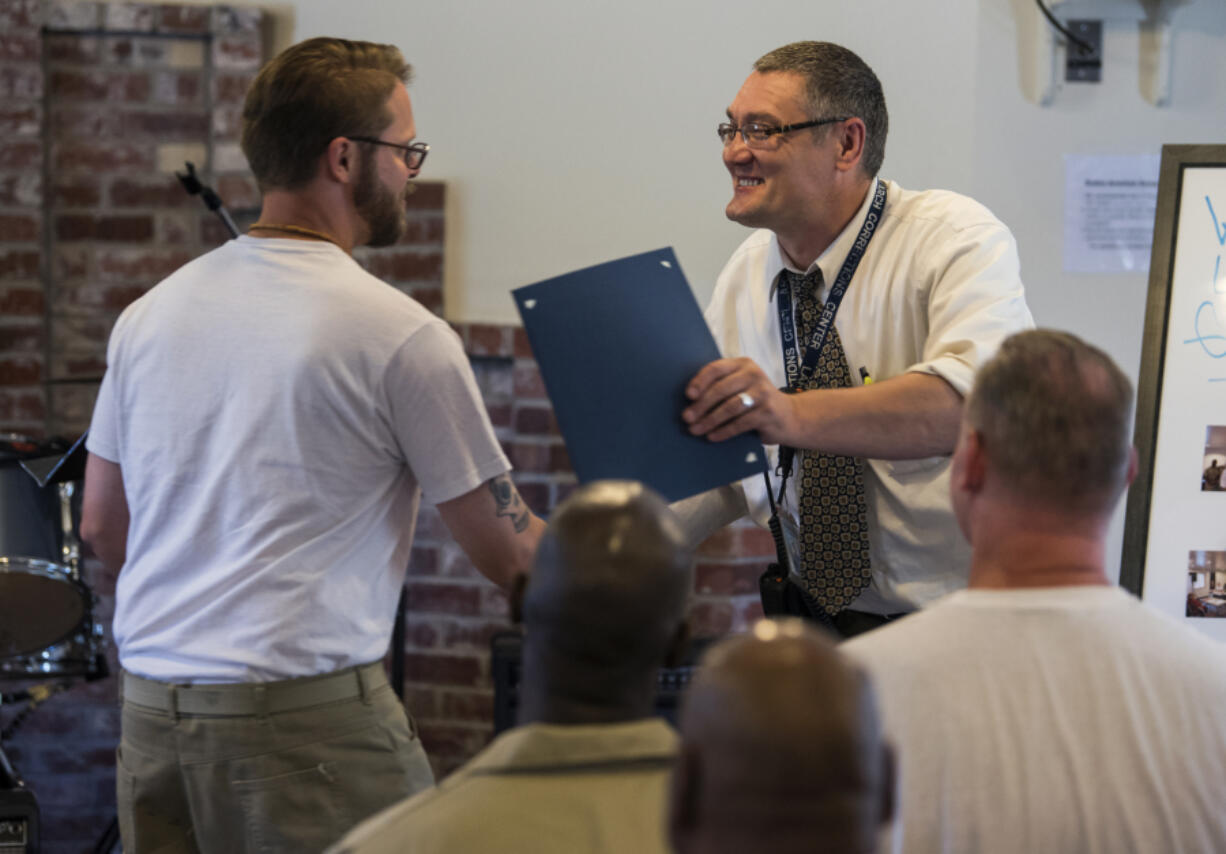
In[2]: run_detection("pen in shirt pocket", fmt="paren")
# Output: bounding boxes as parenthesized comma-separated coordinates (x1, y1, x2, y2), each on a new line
(859, 366, 874, 385)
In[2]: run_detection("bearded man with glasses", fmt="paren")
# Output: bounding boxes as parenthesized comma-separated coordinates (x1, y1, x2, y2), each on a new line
(675, 41, 1034, 639)
(81, 37, 544, 852)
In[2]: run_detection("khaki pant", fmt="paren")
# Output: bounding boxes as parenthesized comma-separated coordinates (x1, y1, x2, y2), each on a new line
(116, 664, 434, 854)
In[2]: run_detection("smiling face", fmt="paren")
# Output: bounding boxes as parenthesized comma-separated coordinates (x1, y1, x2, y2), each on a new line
(354, 82, 420, 248)
(723, 71, 840, 248)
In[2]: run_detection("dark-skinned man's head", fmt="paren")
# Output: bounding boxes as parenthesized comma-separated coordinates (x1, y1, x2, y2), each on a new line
(517, 480, 693, 726)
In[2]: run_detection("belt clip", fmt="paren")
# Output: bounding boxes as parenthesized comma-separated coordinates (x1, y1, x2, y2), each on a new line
(168, 685, 180, 724)
(356, 666, 372, 705)
(254, 684, 268, 720)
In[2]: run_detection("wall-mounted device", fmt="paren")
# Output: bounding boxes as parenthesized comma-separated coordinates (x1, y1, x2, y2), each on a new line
(1031, 0, 1192, 106)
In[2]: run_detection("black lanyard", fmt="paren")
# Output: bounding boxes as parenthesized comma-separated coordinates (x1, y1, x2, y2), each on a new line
(770, 179, 887, 499)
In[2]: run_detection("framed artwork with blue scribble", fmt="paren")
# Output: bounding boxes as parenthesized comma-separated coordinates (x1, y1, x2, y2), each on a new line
(1123, 144, 1226, 639)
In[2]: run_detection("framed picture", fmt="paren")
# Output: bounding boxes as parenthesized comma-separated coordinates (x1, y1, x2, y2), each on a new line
(1122, 144, 1226, 638)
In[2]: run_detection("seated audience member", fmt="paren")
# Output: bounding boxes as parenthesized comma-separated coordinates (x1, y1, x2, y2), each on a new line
(669, 618, 894, 854)
(843, 329, 1226, 853)
(329, 480, 693, 854)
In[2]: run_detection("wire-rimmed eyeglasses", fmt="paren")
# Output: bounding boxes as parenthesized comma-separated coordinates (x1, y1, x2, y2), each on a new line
(717, 117, 849, 148)
(347, 136, 430, 170)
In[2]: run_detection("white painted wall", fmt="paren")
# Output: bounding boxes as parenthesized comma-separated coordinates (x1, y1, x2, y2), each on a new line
(279, 0, 1225, 577)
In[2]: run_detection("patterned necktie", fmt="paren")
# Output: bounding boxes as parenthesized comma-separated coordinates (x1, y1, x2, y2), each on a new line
(784, 268, 872, 616)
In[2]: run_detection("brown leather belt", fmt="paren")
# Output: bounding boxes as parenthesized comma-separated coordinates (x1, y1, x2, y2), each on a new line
(120, 660, 387, 717)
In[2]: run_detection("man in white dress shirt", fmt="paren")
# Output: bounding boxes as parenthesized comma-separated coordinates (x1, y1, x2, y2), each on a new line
(677, 41, 1034, 636)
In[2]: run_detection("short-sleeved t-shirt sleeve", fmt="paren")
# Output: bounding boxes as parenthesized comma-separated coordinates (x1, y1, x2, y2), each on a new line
(382, 321, 511, 505)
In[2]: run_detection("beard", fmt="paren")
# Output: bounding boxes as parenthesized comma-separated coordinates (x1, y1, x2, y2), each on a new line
(354, 156, 407, 248)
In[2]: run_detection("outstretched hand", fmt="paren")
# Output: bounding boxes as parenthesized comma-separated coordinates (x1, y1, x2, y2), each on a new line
(682, 357, 798, 445)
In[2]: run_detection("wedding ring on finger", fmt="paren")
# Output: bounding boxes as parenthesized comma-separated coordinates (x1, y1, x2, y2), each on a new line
(738, 392, 755, 410)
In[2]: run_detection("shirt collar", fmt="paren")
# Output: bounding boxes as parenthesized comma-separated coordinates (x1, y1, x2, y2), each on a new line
(767, 176, 883, 299)
(464, 719, 678, 775)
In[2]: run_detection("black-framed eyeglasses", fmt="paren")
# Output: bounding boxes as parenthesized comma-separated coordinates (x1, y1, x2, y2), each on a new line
(717, 117, 849, 148)
(347, 136, 430, 169)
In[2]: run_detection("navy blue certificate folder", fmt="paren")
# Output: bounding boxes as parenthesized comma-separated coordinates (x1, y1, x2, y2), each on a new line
(512, 247, 766, 503)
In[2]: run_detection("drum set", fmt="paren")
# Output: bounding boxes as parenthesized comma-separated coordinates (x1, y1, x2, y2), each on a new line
(0, 432, 107, 850)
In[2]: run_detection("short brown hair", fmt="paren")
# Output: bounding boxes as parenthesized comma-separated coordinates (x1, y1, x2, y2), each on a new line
(240, 37, 412, 191)
(966, 330, 1134, 511)
(754, 41, 888, 179)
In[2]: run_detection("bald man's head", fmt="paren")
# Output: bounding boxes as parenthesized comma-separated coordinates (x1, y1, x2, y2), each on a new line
(518, 480, 693, 724)
(669, 620, 893, 854)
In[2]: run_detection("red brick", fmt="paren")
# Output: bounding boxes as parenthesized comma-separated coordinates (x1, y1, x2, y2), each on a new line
(513, 404, 557, 436)
(0, 356, 41, 385)
(109, 174, 191, 207)
(479, 585, 510, 618)
(51, 245, 88, 278)
(50, 175, 100, 207)
(0, 213, 38, 241)
(51, 105, 122, 139)
(486, 402, 512, 429)
(416, 723, 491, 771)
(122, 109, 209, 139)
(465, 323, 511, 357)
(213, 34, 261, 70)
(408, 620, 440, 649)
(53, 140, 154, 172)
(0, 0, 40, 29)
(155, 211, 195, 244)
(57, 214, 154, 242)
(0, 249, 39, 279)
(506, 441, 551, 473)
(399, 215, 444, 246)
(95, 247, 191, 282)
(404, 181, 444, 212)
(0, 323, 42, 353)
(440, 690, 494, 723)
(439, 547, 483, 581)
(0, 386, 43, 422)
(151, 70, 203, 105)
(407, 581, 482, 617)
(515, 481, 550, 515)
(0, 64, 42, 100)
(512, 361, 546, 398)
(213, 71, 256, 105)
(687, 600, 734, 637)
(0, 102, 39, 136)
(0, 172, 40, 206)
(363, 249, 443, 283)
(0, 33, 39, 62)
(548, 444, 571, 473)
(50, 69, 150, 102)
(512, 326, 535, 359)
(0, 286, 42, 316)
(216, 174, 259, 209)
(400, 687, 440, 720)
(44, 33, 102, 63)
(405, 653, 482, 687)
(0, 140, 40, 170)
(407, 545, 440, 577)
(694, 561, 763, 596)
(156, 4, 209, 33)
(409, 286, 442, 315)
(738, 524, 777, 558)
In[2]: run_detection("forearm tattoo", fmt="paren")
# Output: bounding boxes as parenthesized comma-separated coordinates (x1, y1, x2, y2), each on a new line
(489, 474, 530, 533)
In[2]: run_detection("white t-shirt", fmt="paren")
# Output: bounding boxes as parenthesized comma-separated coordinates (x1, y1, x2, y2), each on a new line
(88, 236, 510, 682)
(705, 179, 1034, 611)
(843, 585, 1226, 854)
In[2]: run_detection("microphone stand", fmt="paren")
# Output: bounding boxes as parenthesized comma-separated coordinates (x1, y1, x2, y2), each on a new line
(175, 161, 240, 239)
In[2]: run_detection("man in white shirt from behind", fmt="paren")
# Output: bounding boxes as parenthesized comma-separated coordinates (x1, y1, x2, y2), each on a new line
(843, 329, 1226, 854)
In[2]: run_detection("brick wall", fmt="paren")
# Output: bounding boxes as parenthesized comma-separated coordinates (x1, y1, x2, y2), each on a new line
(0, 1, 768, 848)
